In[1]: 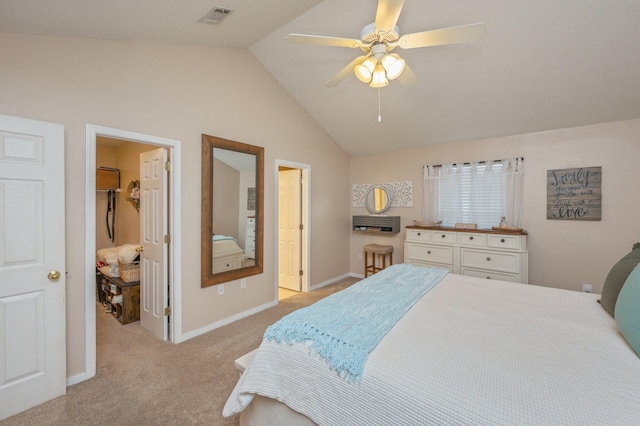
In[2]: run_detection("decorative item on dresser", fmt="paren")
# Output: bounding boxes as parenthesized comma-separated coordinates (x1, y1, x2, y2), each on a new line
(404, 226, 528, 283)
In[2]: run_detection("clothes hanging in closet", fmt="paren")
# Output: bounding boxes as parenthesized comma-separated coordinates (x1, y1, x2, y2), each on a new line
(106, 189, 116, 242)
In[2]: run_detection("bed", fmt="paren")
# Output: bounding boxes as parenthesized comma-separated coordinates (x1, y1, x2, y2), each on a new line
(223, 263, 640, 425)
(212, 235, 245, 274)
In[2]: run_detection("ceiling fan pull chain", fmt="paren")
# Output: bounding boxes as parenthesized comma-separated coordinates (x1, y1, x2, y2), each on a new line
(378, 88, 382, 122)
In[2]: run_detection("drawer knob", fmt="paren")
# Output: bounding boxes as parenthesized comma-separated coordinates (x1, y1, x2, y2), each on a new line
(469, 236, 474, 240)
(486, 257, 491, 261)
(486, 276, 491, 279)
(427, 250, 432, 254)
(501, 238, 505, 243)
(441, 234, 446, 238)
(417, 232, 421, 236)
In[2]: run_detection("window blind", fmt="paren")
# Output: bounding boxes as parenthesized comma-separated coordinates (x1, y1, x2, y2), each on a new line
(438, 162, 505, 228)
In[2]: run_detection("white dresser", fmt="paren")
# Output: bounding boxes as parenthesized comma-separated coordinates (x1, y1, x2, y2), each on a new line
(245, 217, 256, 260)
(404, 227, 528, 283)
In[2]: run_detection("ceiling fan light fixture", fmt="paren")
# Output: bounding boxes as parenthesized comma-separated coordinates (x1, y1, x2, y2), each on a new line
(354, 57, 377, 83)
(381, 53, 406, 80)
(369, 63, 389, 88)
(287, 0, 486, 89)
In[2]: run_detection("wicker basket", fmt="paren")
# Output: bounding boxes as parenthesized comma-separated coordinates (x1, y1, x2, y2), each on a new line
(118, 261, 140, 283)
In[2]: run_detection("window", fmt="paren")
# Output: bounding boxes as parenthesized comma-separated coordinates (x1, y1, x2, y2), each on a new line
(423, 158, 524, 229)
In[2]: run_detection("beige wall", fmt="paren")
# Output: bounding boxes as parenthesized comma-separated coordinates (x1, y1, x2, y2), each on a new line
(212, 157, 240, 239)
(0, 32, 350, 379)
(116, 142, 158, 245)
(350, 118, 640, 293)
(96, 145, 118, 250)
(96, 142, 156, 249)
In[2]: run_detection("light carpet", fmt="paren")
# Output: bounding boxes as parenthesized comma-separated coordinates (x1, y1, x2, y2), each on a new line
(1, 277, 357, 426)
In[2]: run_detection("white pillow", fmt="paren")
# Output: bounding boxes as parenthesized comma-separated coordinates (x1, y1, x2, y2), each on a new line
(97, 246, 120, 265)
(118, 244, 139, 264)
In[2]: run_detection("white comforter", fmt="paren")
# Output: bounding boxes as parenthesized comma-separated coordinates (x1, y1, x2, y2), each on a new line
(224, 273, 640, 425)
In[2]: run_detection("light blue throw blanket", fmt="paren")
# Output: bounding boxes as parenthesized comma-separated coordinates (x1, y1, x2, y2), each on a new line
(264, 263, 448, 382)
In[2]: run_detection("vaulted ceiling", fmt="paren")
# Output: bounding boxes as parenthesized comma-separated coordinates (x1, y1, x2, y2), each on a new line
(2, 0, 640, 156)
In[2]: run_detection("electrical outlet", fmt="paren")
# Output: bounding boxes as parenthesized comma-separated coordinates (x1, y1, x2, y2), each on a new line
(240, 279, 246, 289)
(217, 284, 224, 295)
(582, 283, 592, 293)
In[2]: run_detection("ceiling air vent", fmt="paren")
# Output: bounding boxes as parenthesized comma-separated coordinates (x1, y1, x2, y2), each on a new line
(199, 7, 234, 25)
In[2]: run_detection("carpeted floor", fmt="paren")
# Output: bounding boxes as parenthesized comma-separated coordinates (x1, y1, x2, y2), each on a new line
(1, 277, 358, 426)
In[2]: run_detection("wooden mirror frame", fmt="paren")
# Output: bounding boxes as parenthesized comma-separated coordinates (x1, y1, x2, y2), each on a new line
(201, 134, 264, 287)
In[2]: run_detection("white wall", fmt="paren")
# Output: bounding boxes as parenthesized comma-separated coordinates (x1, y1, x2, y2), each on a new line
(350, 118, 640, 293)
(0, 32, 351, 378)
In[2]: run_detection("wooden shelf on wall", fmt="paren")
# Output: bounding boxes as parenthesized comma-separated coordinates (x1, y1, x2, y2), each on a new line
(96, 167, 120, 190)
(353, 215, 401, 233)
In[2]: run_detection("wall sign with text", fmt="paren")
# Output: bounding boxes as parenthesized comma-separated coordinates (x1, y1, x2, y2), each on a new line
(547, 166, 601, 221)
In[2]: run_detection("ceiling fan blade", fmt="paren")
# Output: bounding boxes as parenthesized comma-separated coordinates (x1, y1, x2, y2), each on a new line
(398, 64, 418, 86)
(326, 56, 368, 87)
(286, 33, 363, 48)
(374, 0, 405, 34)
(397, 23, 486, 49)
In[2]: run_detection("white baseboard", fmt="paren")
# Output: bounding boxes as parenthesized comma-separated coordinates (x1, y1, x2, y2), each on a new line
(67, 372, 89, 387)
(182, 273, 359, 341)
(179, 300, 278, 342)
(310, 272, 361, 291)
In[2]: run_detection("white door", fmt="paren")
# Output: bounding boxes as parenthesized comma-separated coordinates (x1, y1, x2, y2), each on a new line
(139, 148, 168, 340)
(278, 169, 302, 291)
(0, 115, 66, 420)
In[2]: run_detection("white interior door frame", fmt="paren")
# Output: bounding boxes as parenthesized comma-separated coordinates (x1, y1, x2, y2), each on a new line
(275, 160, 310, 294)
(83, 124, 182, 383)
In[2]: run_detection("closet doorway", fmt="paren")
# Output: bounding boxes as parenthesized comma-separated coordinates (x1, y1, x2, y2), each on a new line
(276, 160, 310, 298)
(85, 125, 182, 381)
(96, 140, 168, 333)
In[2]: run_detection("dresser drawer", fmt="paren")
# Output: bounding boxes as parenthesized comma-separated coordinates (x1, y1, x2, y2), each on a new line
(460, 249, 520, 273)
(430, 231, 456, 244)
(406, 243, 453, 265)
(487, 234, 523, 250)
(213, 256, 242, 272)
(406, 229, 430, 242)
(457, 233, 487, 247)
(460, 268, 519, 282)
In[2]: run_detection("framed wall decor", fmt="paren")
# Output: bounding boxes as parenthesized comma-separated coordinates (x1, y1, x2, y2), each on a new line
(247, 187, 256, 210)
(547, 166, 601, 221)
(352, 181, 413, 208)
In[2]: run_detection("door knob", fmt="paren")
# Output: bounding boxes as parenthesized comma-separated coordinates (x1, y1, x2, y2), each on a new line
(48, 270, 61, 281)
(136, 246, 144, 253)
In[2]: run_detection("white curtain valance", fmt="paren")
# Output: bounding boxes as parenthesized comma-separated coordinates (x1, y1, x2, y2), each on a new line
(423, 158, 524, 228)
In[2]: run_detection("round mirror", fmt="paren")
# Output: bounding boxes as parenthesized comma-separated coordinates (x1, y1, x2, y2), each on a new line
(365, 186, 391, 214)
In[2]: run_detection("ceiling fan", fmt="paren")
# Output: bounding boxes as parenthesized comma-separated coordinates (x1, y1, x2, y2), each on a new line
(285, 0, 485, 88)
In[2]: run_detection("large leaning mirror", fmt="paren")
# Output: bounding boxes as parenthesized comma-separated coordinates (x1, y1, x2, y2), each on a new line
(365, 186, 391, 214)
(201, 134, 264, 287)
